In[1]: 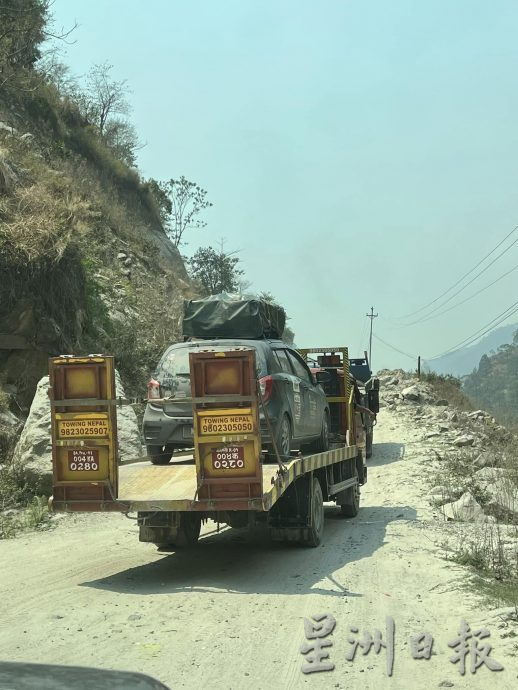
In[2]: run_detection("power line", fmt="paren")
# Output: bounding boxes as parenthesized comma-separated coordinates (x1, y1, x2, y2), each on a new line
(429, 299, 518, 359)
(399, 234, 518, 327)
(441, 301, 518, 354)
(376, 300, 518, 366)
(394, 224, 518, 319)
(373, 333, 417, 361)
(399, 259, 518, 327)
(432, 303, 518, 359)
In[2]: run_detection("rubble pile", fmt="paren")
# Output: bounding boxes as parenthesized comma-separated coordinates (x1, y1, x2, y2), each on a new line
(377, 370, 517, 527)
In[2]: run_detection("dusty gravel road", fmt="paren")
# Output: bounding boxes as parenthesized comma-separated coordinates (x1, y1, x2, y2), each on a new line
(1, 408, 517, 689)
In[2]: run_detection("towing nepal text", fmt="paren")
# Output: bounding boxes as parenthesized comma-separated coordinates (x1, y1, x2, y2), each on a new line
(300, 614, 504, 675)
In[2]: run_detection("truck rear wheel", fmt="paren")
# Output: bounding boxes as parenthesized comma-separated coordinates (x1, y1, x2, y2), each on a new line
(302, 477, 324, 547)
(175, 512, 201, 547)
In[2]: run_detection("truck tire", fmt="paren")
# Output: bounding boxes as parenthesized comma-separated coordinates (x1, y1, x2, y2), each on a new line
(302, 477, 324, 547)
(147, 444, 173, 465)
(340, 467, 360, 518)
(175, 512, 201, 547)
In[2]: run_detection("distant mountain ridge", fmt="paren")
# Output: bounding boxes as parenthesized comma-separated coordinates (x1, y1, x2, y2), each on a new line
(462, 331, 518, 428)
(424, 323, 518, 377)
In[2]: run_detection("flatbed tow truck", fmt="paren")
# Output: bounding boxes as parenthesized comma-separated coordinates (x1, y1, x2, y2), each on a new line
(48, 346, 367, 548)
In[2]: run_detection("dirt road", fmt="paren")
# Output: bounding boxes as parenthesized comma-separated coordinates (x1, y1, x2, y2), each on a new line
(1, 408, 517, 689)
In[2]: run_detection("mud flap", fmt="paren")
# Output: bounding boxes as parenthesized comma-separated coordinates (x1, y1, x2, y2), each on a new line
(268, 474, 311, 542)
(356, 451, 367, 485)
(138, 511, 201, 547)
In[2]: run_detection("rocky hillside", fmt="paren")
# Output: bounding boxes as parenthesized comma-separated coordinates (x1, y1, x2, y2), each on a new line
(0, 113, 192, 400)
(0, 84, 199, 481)
(0, 102, 195, 533)
(0, 115, 194, 457)
(377, 369, 518, 604)
(0, 2, 201, 420)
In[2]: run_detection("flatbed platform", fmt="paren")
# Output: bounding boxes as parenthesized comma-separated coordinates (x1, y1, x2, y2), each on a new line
(118, 445, 358, 512)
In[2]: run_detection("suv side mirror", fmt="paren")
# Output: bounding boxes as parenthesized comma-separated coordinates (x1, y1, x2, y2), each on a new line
(314, 370, 331, 385)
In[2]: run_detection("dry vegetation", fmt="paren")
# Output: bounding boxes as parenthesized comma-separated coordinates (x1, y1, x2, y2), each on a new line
(0, 419, 44, 538)
(0, 123, 189, 528)
(423, 374, 518, 612)
(0, 1, 197, 537)
(0, 86, 191, 397)
(0, 84, 193, 532)
(420, 371, 475, 412)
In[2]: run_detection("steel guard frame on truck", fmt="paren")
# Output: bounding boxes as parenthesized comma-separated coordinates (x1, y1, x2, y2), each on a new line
(298, 347, 359, 445)
(48, 355, 122, 513)
(48, 348, 363, 519)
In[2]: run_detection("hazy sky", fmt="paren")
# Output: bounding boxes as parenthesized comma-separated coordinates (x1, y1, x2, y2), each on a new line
(50, 0, 518, 371)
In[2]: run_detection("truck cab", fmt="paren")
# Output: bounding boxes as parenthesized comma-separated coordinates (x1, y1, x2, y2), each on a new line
(348, 355, 380, 458)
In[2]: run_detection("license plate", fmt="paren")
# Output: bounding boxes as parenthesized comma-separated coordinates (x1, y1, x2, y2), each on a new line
(211, 446, 245, 470)
(183, 425, 194, 438)
(58, 418, 109, 438)
(200, 415, 253, 435)
(68, 449, 99, 471)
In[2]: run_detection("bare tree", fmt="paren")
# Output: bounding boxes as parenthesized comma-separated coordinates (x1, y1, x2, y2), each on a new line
(236, 277, 252, 295)
(160, 176, 212, 246)
(83, 62, 130, 135)
(37, 48, 77, 95)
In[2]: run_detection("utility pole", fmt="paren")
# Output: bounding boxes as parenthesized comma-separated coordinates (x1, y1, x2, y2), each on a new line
(366, 306, 378, 368)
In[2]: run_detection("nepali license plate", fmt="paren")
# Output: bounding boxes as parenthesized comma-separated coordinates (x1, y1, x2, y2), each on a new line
(68, 449, 100, 471)
(200, 414, 253, 435)
(58, 418, 109, 438)
(212, 446, 245, 470)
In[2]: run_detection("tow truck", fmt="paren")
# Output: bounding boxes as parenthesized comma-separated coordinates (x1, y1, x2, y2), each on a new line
(48, 346, 367, 549)
(305, 350, 380, 458)
(348, 352, 380, 458)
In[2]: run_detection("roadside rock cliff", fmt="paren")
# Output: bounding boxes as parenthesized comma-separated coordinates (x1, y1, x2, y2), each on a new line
(0, 99, 195, 467)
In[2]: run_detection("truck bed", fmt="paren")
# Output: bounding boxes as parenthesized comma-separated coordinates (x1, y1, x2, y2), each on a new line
(118, 445, 357, 512)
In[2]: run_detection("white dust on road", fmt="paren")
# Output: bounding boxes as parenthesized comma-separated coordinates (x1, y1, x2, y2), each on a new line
(1, 407, 517, 689)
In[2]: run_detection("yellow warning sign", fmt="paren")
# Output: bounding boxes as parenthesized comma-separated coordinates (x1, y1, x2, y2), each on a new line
(58, 417, 109, 438)
(199, 414, 254, 435)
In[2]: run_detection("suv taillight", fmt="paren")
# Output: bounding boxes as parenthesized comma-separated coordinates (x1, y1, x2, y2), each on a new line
(147, 377, 161, 400)
(258, 375, 273, 402)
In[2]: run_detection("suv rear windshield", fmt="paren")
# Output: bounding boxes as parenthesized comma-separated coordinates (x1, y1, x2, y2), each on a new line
(155, 341, 269, 388)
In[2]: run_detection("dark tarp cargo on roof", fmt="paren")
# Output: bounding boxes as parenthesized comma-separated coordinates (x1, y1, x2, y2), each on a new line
(182, 293, 286, 339)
